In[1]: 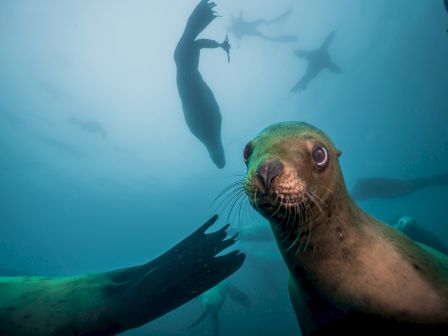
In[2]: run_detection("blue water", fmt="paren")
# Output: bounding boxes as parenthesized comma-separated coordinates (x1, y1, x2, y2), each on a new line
(0, 0, 447, 335)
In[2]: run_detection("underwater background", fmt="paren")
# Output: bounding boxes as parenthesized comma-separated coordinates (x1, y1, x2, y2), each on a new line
(0, 0, 447, 335)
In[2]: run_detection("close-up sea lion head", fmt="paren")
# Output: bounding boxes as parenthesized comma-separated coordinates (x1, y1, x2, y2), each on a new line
(243, 122, 343, 238)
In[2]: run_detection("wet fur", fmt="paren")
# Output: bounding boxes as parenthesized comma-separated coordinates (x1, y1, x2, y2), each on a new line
(0, 216, 244, 336)
(244, 122, 448, 335)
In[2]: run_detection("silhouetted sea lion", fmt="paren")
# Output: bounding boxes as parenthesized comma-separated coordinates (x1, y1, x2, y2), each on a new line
(291, 31, 342, 93)
(352, 174, 448, 201)
(243, 121, 448, 335)
(392, 216, 448, 256)
(187, 280, 250, 336)
(0, 215, 244, 336)
(68, 116, 106, 139)
(175, 0, 229, 169)
(228, 9, 297, 43)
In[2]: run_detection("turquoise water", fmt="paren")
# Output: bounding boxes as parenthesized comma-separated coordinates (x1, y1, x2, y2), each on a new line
(1, 0, 447, 335)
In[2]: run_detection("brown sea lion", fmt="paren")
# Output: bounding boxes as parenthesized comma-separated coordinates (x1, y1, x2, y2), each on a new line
(0, 215, 244, 336)
(242, 121, 448, 335)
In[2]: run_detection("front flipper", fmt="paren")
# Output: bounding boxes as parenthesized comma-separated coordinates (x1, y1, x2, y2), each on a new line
(294, 50, 312, 60)
(107, 215, 244, 333)
(227, 283, 251, 308)
(182, 0, 220, 41)
(320, 30, 336, 51)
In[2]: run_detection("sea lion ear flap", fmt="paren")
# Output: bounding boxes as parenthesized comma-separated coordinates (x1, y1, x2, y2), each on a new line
(336, 149, 342, 157)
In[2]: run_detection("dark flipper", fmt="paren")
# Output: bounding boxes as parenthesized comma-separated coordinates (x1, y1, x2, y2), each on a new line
(187, 309, 211, 331)
(294, 50, 311, 59)
(107, 215, 245, 332)
(227, 283, 251, 308)
(320, 30, 336, 51)
(182, 0, 219, 41)
(211, 312, 220, 336)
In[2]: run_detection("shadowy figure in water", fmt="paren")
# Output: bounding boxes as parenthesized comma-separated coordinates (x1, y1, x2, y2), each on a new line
(228, 9, 297, 43)
(175, 0, 230, 169)
(391, 215, 448, 256)
(187, 280, 251, 336)
(291, 31, 342, 94)
(445, 0, 448, 31)
(68, 115, 106, 139)
(37, 135, 83, 157)
(352, 173, 448, 201)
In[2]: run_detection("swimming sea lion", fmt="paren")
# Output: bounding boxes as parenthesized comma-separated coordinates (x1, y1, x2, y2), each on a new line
(0, 215, 244, 336)
(242, 121, 448, 334)
(291, 31, 342, 94)
(227, 9, 297, 43)
(228, 223, 273, 242)
(392, 216, 448, 256)
(175, 0, 229, 169)
(187, 280, 251, 336)
(352, 174, 448, 201)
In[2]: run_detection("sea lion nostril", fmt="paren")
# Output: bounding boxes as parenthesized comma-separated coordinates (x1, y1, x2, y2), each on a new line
(256, 159, 284, 192)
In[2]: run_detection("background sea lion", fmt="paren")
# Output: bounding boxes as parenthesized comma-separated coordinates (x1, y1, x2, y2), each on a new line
(242, 121, 448, 335)
(187, 280, 251, 336)
(174, 0, 229, 169)
(291, 31, 342, 94)
(227, 9, 297, 43)
(391, 215, 448, 255)
(351, 174, 448, 201)
(0, 215, 244, 336)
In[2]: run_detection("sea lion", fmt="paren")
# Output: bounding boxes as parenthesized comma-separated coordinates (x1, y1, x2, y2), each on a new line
(242, 121, 448, 334)
(174, 0, 230, 169)
(291, 31, 342, 94)
(352, 174, 448, 201)
(392, 216, 448, 256)
(0, 215, 244, 336)
(68, 116, 106, 139)
(187, 280, 251, 336)
(227, 9, 297, 43)
(228, 223, 274, 242)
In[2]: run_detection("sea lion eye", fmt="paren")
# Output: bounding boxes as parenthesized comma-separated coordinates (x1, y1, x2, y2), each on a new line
(311, 144, 328, 168)
(243, 142, 253, 164)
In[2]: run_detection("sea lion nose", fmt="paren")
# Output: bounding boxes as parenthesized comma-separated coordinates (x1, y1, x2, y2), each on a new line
(256, 159, 284, 193)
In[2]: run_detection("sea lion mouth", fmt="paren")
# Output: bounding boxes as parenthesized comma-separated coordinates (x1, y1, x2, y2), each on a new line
(251, 192, 308, 222)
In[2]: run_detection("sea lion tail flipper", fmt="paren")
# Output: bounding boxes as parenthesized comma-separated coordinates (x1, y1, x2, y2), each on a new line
(211, 312, 220, 336)
(187, 309, 211, 331)
(227, 283, 251, 308)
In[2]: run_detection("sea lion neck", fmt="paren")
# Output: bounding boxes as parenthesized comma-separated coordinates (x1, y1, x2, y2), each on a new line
(270, 176, 364, 270)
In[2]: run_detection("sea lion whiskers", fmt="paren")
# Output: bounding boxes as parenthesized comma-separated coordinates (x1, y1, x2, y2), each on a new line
(269, 193, 283, 219)
(226, 189, 248, 224)
(211, 179, 245, 211)
(211, 180, 245, 205)
(285, 204, 300, 252)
